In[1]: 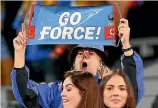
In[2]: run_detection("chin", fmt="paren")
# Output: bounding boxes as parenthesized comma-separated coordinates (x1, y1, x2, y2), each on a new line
(63, 104, 74, 108)
(110, 104, 123, 108)
(63, 105, 70, 108)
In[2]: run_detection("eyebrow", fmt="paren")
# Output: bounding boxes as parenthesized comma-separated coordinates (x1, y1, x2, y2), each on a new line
(119, 85, 126, 87)
(63, 84, 74, 88)
(106, 85, 114, 87)
(106, 85, 126, 87)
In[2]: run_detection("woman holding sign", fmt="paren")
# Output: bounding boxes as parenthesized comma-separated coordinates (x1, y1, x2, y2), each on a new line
(61, 71, 103, 108)
(100, 69, 136, 108)
(11, 18, 144, 108)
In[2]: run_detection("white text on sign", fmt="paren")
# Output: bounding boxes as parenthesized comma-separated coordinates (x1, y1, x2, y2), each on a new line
(39, 12, 101, 40)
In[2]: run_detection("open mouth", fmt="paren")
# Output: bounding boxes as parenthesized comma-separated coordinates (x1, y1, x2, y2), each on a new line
(82, 62, 87, 71)
(62, 99, 69, 103)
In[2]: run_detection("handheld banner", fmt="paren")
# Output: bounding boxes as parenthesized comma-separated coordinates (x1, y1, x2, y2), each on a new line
(26, 4, 117, 46)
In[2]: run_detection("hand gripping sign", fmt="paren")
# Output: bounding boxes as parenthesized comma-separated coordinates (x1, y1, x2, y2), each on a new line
(25, 4, 117, 46)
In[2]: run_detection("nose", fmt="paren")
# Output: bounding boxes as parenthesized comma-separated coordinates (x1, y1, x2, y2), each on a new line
(83, 50, 89, 59)
(113, 93, 119, 97)
(112, 89, 119, 97)
(61, 90, 66, 97)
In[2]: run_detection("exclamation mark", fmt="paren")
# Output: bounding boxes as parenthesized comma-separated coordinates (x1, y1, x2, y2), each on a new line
(95, 27, 101, 40)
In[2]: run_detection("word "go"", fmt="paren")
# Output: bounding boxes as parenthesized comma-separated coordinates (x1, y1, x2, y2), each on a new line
(59, 12, 81, 26)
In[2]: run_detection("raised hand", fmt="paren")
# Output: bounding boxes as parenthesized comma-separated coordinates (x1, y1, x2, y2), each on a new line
(13, 23, 28, 52)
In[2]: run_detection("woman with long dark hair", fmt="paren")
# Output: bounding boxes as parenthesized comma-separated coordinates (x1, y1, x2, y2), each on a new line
(61, 71, 104, 108)
(100, 69, 136, 108)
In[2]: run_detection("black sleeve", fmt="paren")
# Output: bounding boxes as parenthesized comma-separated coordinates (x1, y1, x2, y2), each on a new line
(122, 54, 138, 102)
(15, 66, 42, 108)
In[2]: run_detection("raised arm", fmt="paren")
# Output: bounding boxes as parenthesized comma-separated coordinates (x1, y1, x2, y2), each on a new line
(118, 18, 144, 104)
(11, 24, 62, 108)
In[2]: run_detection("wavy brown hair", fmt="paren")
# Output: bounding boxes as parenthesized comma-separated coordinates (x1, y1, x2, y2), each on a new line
(100, 69, 136, 108)
(64, 71, 104, 108)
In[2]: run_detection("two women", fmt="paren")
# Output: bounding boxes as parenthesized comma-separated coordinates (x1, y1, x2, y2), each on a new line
(62, 69, 136, 108)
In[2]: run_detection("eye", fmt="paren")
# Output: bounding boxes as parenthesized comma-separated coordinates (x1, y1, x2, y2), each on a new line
(106, 87, 112, 91)
(66, 88, 72, 92)
(120, 88, 126, 91)
(78, 51, 83, 55)
(89, 51, 94, 55)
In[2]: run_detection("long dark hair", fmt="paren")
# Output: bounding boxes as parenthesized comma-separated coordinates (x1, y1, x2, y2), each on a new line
(100, 69, 136, 108)
(64, 71, 104, 108)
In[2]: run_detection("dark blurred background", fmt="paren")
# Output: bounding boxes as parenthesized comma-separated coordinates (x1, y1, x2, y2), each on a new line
(1, 1, 158, 108)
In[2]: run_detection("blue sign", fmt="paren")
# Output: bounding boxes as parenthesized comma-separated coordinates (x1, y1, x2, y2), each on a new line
(27, 4, 116, 46)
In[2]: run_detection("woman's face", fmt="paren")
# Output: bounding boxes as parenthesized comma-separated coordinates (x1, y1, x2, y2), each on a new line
(103, 75, 128, 108)
(61, 77, 81, 108)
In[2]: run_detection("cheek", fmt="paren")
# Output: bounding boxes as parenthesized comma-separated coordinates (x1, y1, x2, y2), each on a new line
(72, 92, 81, 107)
(121, 91, 128, 102)
(68, 90, 81, 106)
(92, 56, 100, 61)
(75, 93, 81, 103)
(103, 90, 111, 104)
(89, 57, 100, 66)
(117, 91, 128, 108)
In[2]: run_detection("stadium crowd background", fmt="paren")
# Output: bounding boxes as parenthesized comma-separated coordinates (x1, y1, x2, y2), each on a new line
(1, 1, 158, 108)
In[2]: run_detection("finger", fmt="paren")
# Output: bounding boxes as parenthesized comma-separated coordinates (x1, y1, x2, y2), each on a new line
(17, 36, 24, 45)
(118, 23, 128, 29)
(18, 32, 23, 37)
(14, 38, 20, 46)
(118, 33, 123, 38)
(18, 36, 24, 45)
(19, 31, 28, 40)
(118, 24, 128, 31)
(120, 18, 128, 25)
(119, 29, 127, 34)
(23, 31, 28, 39)
(15, 40, 20, 46)
(21, 23, 26, 32)
(21, 23, 28, 39)
(119, 28, 127, 31)
(21, 23, 24, 32)
(118, 30, 126, 36)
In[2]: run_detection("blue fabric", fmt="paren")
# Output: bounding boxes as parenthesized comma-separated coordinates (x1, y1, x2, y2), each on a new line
(11, 69, 26, 107)
(133, 52, 144, 104)
(11, 66, 62, 108)
(121, 51, 145, 104)
(11, 52, 144, 107)
(77, 44, 104, 52)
